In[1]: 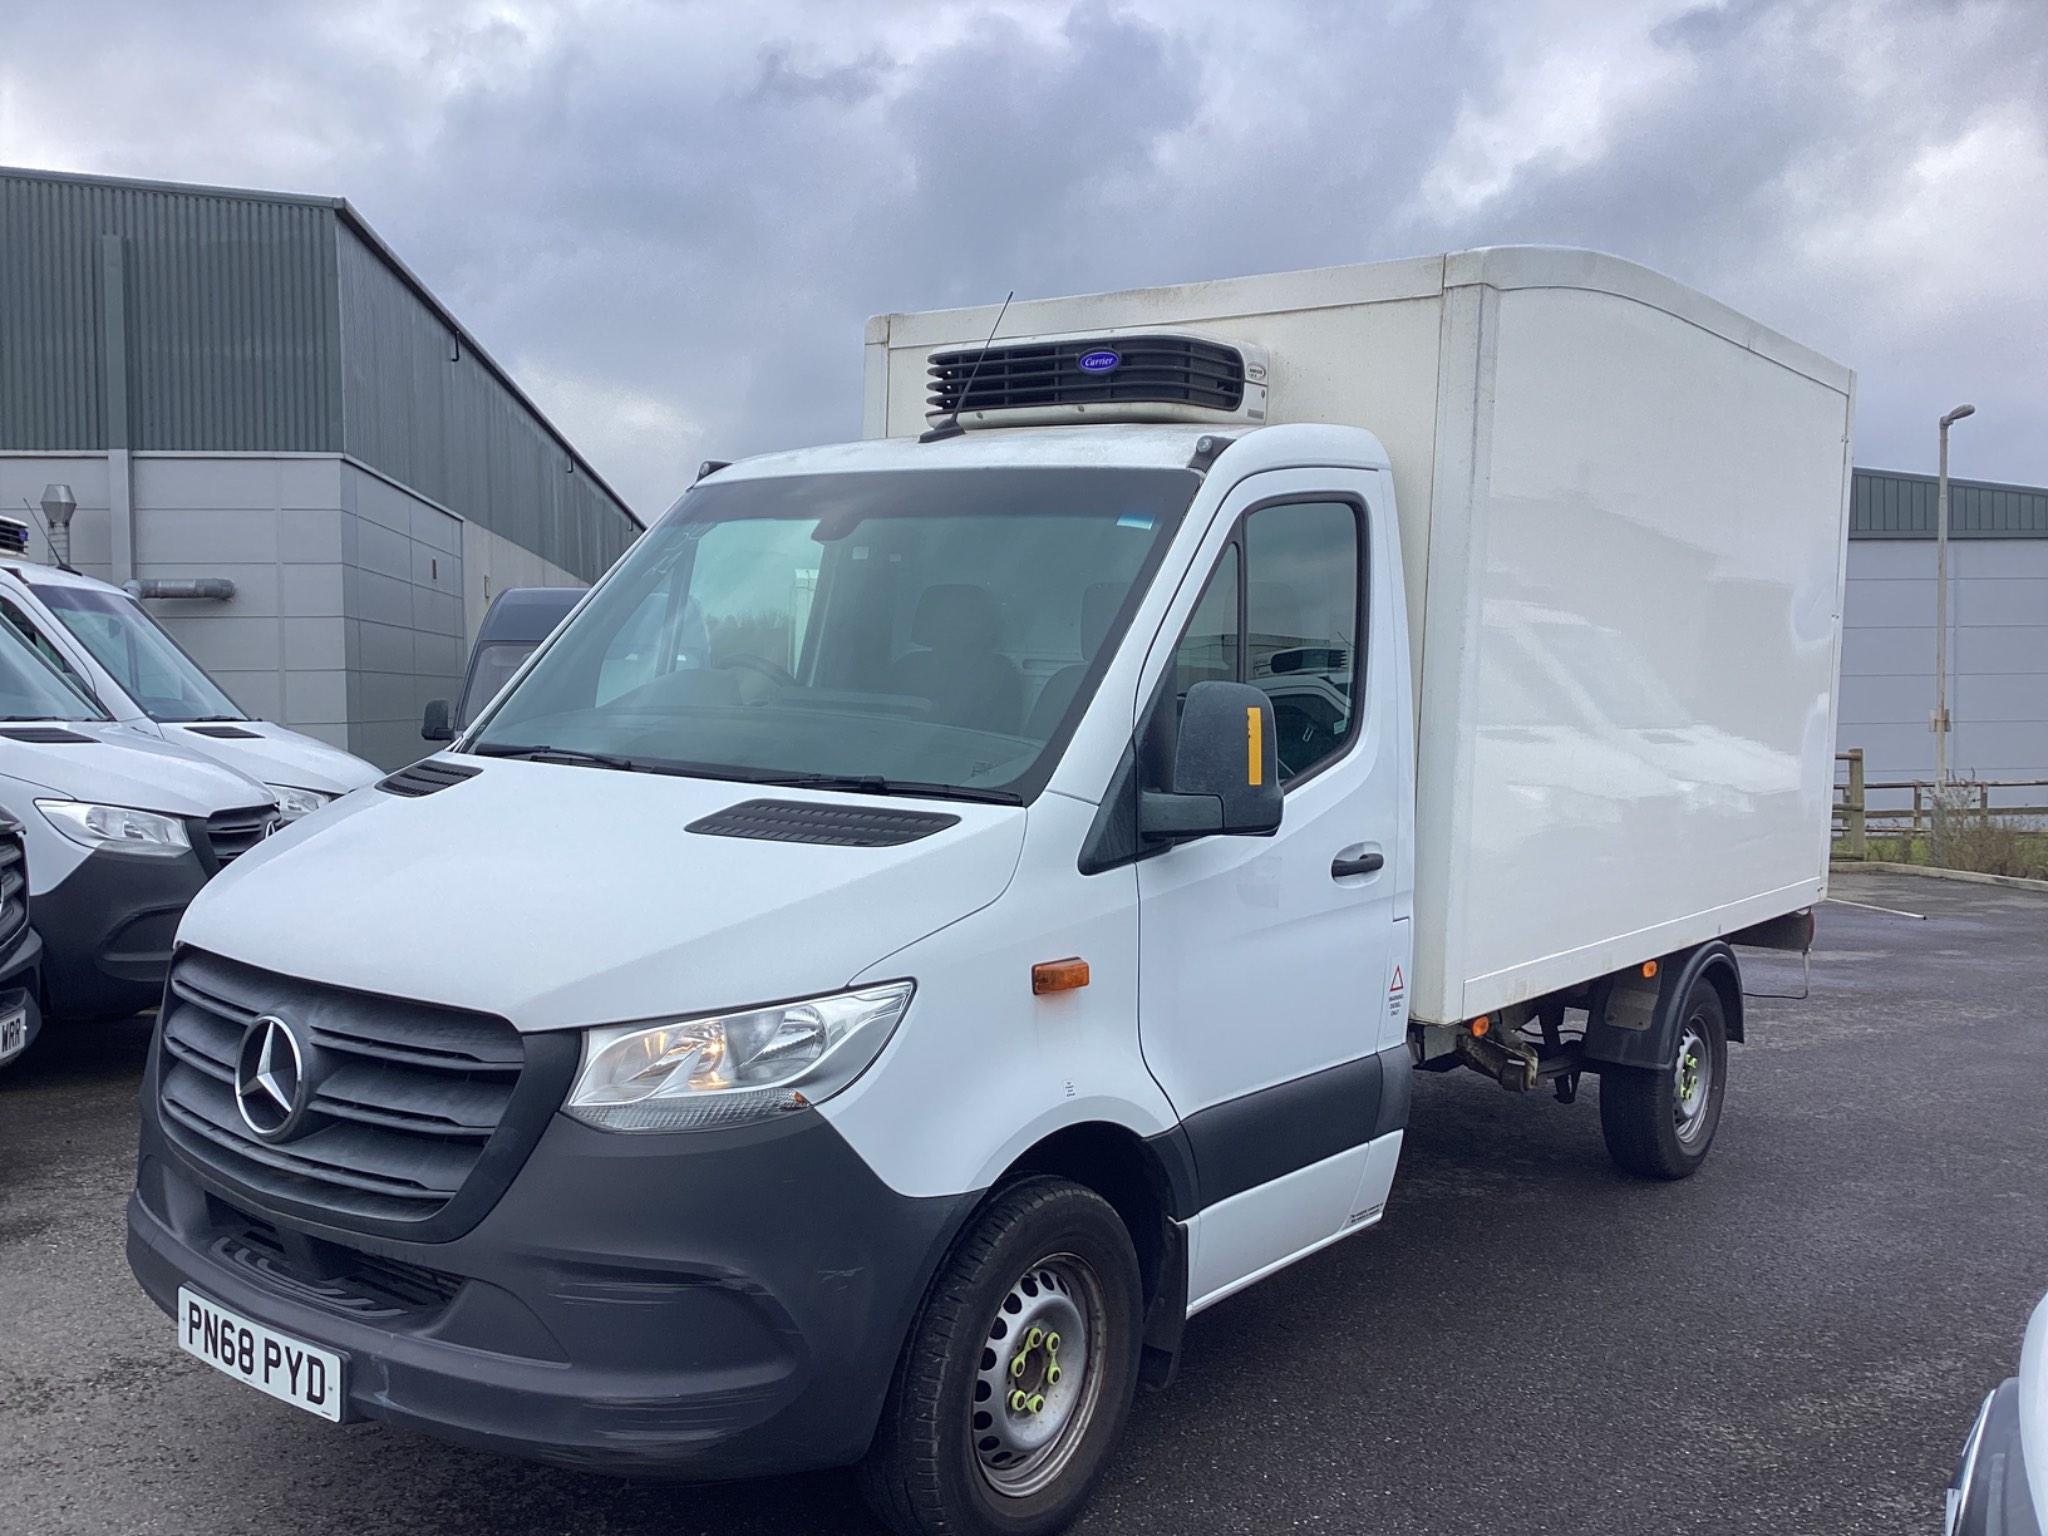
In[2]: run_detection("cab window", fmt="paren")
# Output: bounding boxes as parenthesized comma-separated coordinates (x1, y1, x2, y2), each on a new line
(1150, 499, 1364, 785)
(0, 597, 98, 709)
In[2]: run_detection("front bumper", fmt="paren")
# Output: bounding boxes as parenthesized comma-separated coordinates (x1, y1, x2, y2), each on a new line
(129, 1058, 973, 1478)
(0, 926, 42, 1067)
(37, 848, 208, 1020)
(1948, 1378, 2041, 1536)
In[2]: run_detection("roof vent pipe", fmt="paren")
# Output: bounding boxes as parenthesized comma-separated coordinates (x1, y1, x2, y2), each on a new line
(39, 484, 76, 569)
(123, 577, 236, 602)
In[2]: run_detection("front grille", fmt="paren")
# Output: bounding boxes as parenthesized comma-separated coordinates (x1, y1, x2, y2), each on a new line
(200, 804, 278, 868)
(210, 1210, 464, 1319)
(928, 334, 1246, 417)
(156, 949, 556, 1237)
(0, 825, 25, 951)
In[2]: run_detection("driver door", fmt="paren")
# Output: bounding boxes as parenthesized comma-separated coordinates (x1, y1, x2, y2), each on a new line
(1134, 468, 1403, 1310)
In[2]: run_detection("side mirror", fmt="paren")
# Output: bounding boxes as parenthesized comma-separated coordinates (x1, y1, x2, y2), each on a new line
(1139, 680, 1283, 842)
(421, 699, 454, 743)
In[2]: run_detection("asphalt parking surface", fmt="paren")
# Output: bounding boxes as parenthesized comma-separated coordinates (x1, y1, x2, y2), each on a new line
(3, 867, 2043, 1535)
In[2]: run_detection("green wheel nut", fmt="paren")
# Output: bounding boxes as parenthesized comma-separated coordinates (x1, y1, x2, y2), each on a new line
(1010, 1353, 1027, 1378)
(1027, 1394, 1046, 1414)
(1047, 1364, 1062, 1384)
(1046, 1332, 1061, 1352)
(1010, 1389, 1028, 1412)
(1026, 1327, 1044, 1350)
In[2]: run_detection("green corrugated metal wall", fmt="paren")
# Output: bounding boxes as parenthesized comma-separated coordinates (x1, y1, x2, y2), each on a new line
(0, 166, 638, 579)
(0, 172, 339, 452)
(1851, 467, 2048, 539)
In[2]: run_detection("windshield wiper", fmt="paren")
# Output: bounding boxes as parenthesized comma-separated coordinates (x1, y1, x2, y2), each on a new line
(749, 772, 1022, 806)
(470, 742, 654, 773)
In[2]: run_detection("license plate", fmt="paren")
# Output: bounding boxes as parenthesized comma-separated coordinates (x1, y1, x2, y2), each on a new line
(0, 1004, 24, 1064)
(177, 1287, 344, 1421)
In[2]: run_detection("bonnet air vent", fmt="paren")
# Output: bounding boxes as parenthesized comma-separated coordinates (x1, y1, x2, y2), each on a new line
(377, 759, 483, 798)
(686, 799, 960, 848)
(928, 334, 1247, 418)
(186, 724, 262, 740)
(0, 726, 95, 744)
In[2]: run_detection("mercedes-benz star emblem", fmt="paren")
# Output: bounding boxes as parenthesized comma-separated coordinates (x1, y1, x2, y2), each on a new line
(235, 1014, 308, 1141)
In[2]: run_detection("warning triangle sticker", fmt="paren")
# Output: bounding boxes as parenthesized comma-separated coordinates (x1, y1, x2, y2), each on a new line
(1389, 965, 1404, 992)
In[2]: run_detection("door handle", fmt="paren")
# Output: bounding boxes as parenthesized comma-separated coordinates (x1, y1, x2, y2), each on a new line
(1331, 851, 1384, 879)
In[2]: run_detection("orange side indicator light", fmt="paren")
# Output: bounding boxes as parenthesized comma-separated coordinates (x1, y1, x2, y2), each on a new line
(1032, 958, 1090, 995)
(1641, 960, 1659, 979)
(1470, 1014, 1491, 1038)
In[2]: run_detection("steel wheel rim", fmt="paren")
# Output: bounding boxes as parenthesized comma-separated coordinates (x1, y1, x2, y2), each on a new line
(1673, 1018, 1712, 1144)
(971, 1252, 1106, 1498)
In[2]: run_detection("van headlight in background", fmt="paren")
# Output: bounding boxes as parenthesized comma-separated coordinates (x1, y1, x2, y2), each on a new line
(565, 982, 914, 1132)
(36, 799, 191, 856)
(266, 784, 335, 820)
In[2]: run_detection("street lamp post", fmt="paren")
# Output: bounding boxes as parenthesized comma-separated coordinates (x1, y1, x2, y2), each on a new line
(1933, 402, 1976, 794)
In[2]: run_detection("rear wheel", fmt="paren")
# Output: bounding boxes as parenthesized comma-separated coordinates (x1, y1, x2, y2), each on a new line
(1599, 973, 1728, 1179)
(860, 1177, 1143, 1536)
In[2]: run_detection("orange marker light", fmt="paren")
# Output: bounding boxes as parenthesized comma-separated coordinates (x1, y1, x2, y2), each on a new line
(1641, 960, 1659, 979)
(1032, 958, 1090, 995)
(1470, 1015, 1491, 1038)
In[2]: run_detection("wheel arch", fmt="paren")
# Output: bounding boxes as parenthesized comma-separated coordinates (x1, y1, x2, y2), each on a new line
(1698, 945, 1745, 1044)
(1583, 939, 1745, 1070)
(991, 1119, 1195, 1388)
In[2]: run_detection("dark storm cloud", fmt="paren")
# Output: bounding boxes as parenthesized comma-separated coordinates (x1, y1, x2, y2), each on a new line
(3, 0, 2044, 512)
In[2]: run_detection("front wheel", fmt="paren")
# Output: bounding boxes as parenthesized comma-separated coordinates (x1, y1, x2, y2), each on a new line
(860, 1177, 1143, 1536)
(1599, 974, 1729, 1180)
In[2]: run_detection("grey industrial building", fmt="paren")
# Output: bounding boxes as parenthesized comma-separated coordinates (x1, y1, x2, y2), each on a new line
(0, 166, 641, 768)
(1842, 466, 2048, 806)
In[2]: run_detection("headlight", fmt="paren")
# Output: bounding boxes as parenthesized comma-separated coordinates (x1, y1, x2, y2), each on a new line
(565, 981, 914, 1132)
(266, 784, 335, 820)
(36, 799, 191, 856)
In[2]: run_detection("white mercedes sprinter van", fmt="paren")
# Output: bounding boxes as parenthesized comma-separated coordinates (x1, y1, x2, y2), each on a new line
(0, 614, 281, 1023)
(128, 249, 1852, 1536)
(0, 559, 378, 817)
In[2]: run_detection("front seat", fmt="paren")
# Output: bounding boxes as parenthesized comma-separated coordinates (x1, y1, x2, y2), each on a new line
(889, 584, 1023, 734)
(1024, 581, 1123, 740)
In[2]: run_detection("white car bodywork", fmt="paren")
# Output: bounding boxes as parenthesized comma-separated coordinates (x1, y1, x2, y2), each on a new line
(0, 561, 380, 802)
(2, 721, 279, 891)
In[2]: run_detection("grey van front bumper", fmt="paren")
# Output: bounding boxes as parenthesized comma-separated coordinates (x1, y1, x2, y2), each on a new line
(38, 848, 209, 1020)
(129, 1059, 974, 1478)
(0, 926, 42, 1067)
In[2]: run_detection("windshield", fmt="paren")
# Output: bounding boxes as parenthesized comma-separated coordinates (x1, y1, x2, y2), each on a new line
(0, 611, 111, 722)
(472, 467, 1197, 801)
(459, 642, 542, 728)
(30, 583, 246, 722)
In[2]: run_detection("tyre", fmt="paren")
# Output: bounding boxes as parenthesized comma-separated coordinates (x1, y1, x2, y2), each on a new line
(860, 1176, 1144, 1536)
(1599, 972, 1729, 1180)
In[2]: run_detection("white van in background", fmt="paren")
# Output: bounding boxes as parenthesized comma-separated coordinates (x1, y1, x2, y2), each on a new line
(0, 615, 279, 1024)
(0, 556, 378, 818)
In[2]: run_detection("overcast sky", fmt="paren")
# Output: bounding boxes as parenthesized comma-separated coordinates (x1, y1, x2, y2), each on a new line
(4, 0, 2044, 516)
